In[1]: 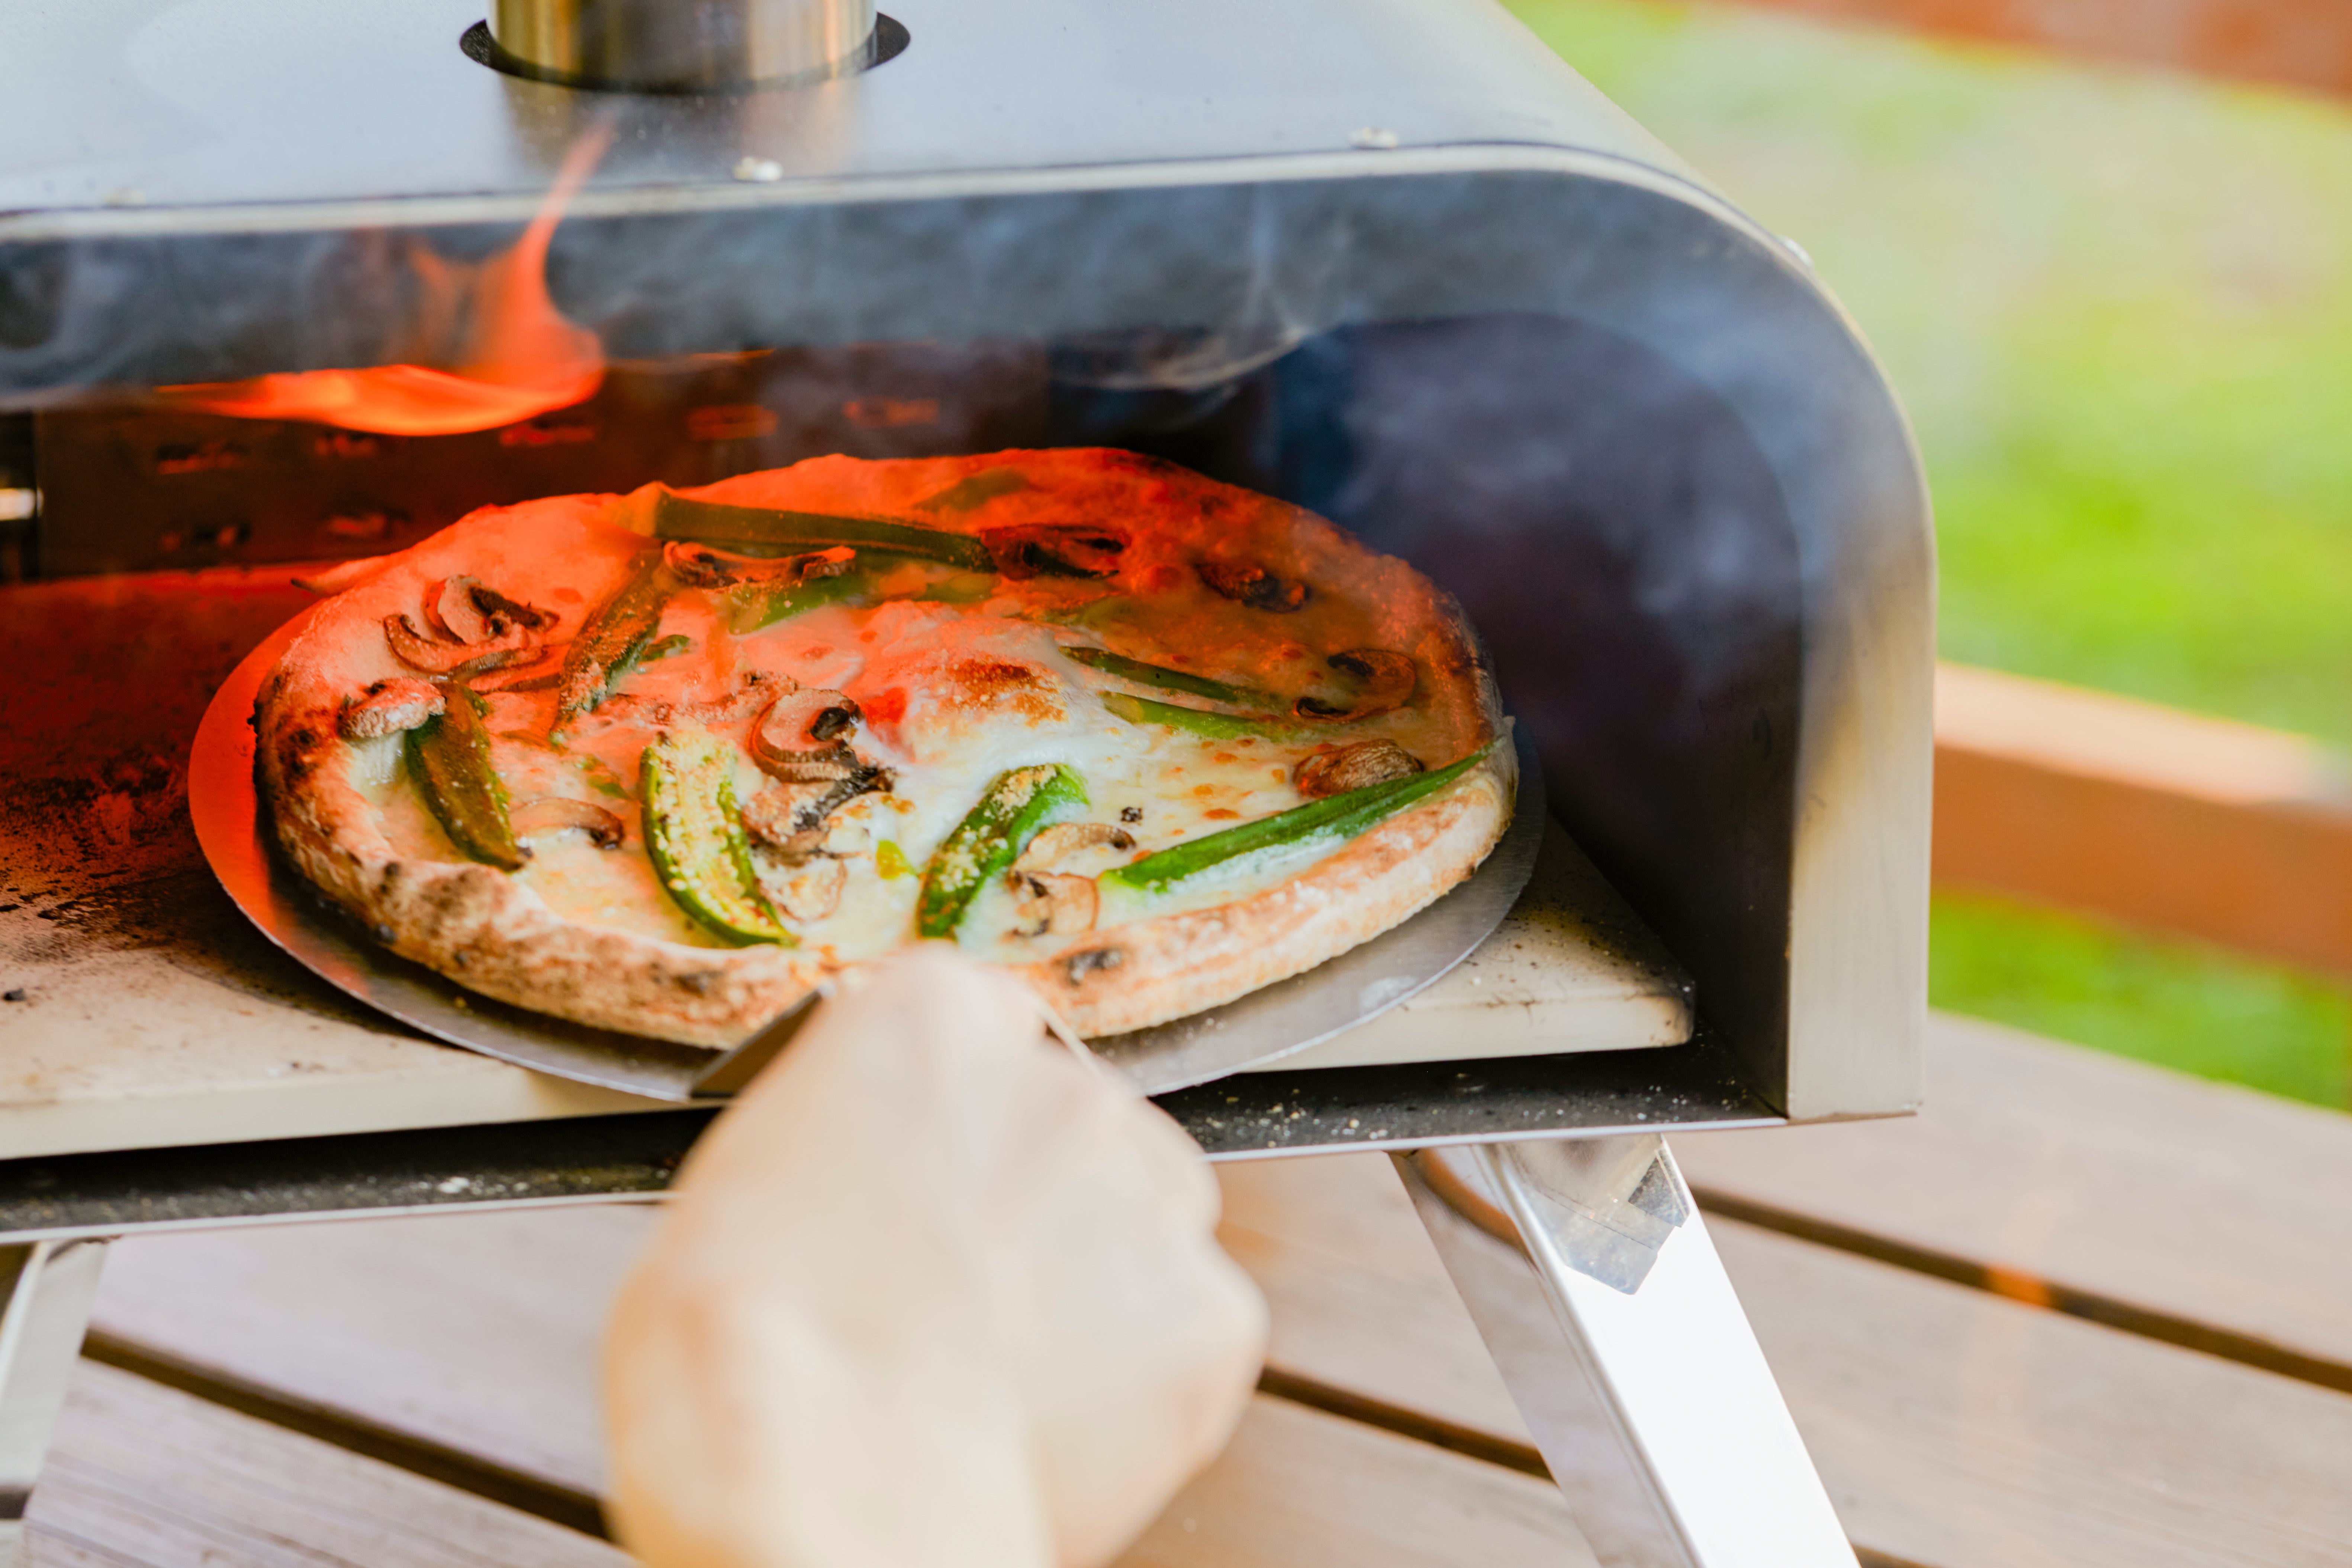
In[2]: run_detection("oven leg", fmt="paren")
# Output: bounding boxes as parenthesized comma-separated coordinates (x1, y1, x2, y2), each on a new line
(0, 1240, 107, 1567)
(1396, 1138, 1854, 1567)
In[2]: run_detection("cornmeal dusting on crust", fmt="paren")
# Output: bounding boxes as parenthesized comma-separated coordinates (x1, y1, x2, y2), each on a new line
(255, 451, 1511, 1047)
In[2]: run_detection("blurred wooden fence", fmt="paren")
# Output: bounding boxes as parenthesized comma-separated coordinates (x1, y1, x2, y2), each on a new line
(1934, 663, 2352, 975)
(1723, 0, 2352, 97)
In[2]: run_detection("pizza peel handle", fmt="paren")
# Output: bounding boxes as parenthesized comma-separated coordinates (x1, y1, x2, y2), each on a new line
(195, 613, 1545, 1102)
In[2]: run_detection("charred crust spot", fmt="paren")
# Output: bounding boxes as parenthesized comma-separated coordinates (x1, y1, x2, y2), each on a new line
(1063, 946, 1127, 985)
(1120, 805, 1143, 823)
(678, 969, 721, 996)
(290, 727, 317, 749)
(810, 705, 859, 742)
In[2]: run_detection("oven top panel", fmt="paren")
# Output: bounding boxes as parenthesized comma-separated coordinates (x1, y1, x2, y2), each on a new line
(0, 0, 1692, 229)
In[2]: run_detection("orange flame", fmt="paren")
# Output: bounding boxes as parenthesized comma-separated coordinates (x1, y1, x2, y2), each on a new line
(159, 123, 613, 437)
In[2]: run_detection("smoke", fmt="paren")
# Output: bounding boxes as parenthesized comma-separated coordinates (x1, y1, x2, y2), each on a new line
(0, 160, 1928, 1078)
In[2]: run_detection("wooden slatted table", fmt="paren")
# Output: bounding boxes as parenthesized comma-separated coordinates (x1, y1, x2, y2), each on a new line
(19, 1012, 2352, 1567)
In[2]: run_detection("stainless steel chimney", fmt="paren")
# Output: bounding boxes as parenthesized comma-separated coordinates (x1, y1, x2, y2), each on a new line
(491, 0, 878, 88)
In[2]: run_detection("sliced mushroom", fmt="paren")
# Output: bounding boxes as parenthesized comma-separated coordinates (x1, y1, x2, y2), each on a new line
(1294, 649, 1418, 722)
(751, 686, 869, 780)
(424, 576, 555, 645)
(1014, 821, 1136, 872)
(741, 778, 887, 862)
(383, 613, 541, 678)
(663, 540, 858, 590)
(1199, 560, 1308, 613)
(741, 782, 828, 859)
(754, 851, 847, 923)
(1294, 739, 1425, 798)
(1006, 870, 1099, 937)
(338, 678, 445, 740)
(421, 578, 470, 643)
(509, 797, 626, 849)
(981, 523, 1127, 580)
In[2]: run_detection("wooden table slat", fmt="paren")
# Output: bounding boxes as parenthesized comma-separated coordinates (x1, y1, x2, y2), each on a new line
(1120, 1395, 1594, 1568)
(28, 1361, 627, 1568)
(1220, 1150, 2352, 1568)
(1674, 1012, 2352, 1387)
(80, 1013, 2352, 1568)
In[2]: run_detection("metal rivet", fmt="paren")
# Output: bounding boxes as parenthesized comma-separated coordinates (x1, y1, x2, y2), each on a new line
(733, 156, 785, 183)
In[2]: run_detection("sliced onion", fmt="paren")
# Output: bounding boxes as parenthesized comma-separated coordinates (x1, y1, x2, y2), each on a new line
(509, 797, 625, 848)
(337, 678, 445, 741)
(382, 614, 541, 677)
(1014, 821, 1137, 872)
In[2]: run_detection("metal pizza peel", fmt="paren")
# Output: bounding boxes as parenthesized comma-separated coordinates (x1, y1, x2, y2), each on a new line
(191, 611, 1545, 1101)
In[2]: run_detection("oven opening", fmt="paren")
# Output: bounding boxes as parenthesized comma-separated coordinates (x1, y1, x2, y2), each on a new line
(2, 314, 1798, 1101)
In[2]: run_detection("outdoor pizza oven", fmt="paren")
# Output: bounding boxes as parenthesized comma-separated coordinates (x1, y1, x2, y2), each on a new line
(0, 0, 1928, 1559)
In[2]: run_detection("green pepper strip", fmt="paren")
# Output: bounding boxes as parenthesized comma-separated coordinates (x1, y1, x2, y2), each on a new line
(1103, 746, 1492, 897)
(641, 728, 795, 947)
(555, 547, 671, 731)
(1065, 647, 1267, 708)
(916, 764, 1087, 939)
(733, 556, 894, 632)
(654, 490, 995, 573)
(406, 689, 525, 871)
(1099, 690, 1300, 741)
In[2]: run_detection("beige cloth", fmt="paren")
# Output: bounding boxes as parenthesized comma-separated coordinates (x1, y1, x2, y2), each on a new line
(604, 949, 1268, 1568)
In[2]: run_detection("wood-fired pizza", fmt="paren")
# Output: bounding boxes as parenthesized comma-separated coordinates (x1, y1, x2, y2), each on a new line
(253, 449, 1514, 1047)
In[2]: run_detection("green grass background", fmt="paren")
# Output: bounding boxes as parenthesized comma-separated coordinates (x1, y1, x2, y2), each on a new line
(1504, 0, 2352, 1106)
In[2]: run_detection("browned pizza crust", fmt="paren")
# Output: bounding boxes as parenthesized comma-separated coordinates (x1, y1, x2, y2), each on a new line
(254, 496, 826, 1044)
(254, 450, 1510, 1050)
(1024, 760, 1512, 1035)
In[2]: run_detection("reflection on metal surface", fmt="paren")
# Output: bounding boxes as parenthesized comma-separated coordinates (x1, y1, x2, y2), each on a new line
(1404, 1140, 1857, 1567)
(194, 615, 1542, 1102)
(1503, 1136, 1689, 1294)
(488, 0, 880, 90)
(154, 122, 614, 437)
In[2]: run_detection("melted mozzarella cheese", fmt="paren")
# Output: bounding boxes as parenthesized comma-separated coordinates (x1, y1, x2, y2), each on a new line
(366, 575, 1441, 969)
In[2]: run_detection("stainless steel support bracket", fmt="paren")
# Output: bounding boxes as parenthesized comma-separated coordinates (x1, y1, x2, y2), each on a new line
(0, 1239, 106, 1565)
(1399, 1137, 1855, 1567)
